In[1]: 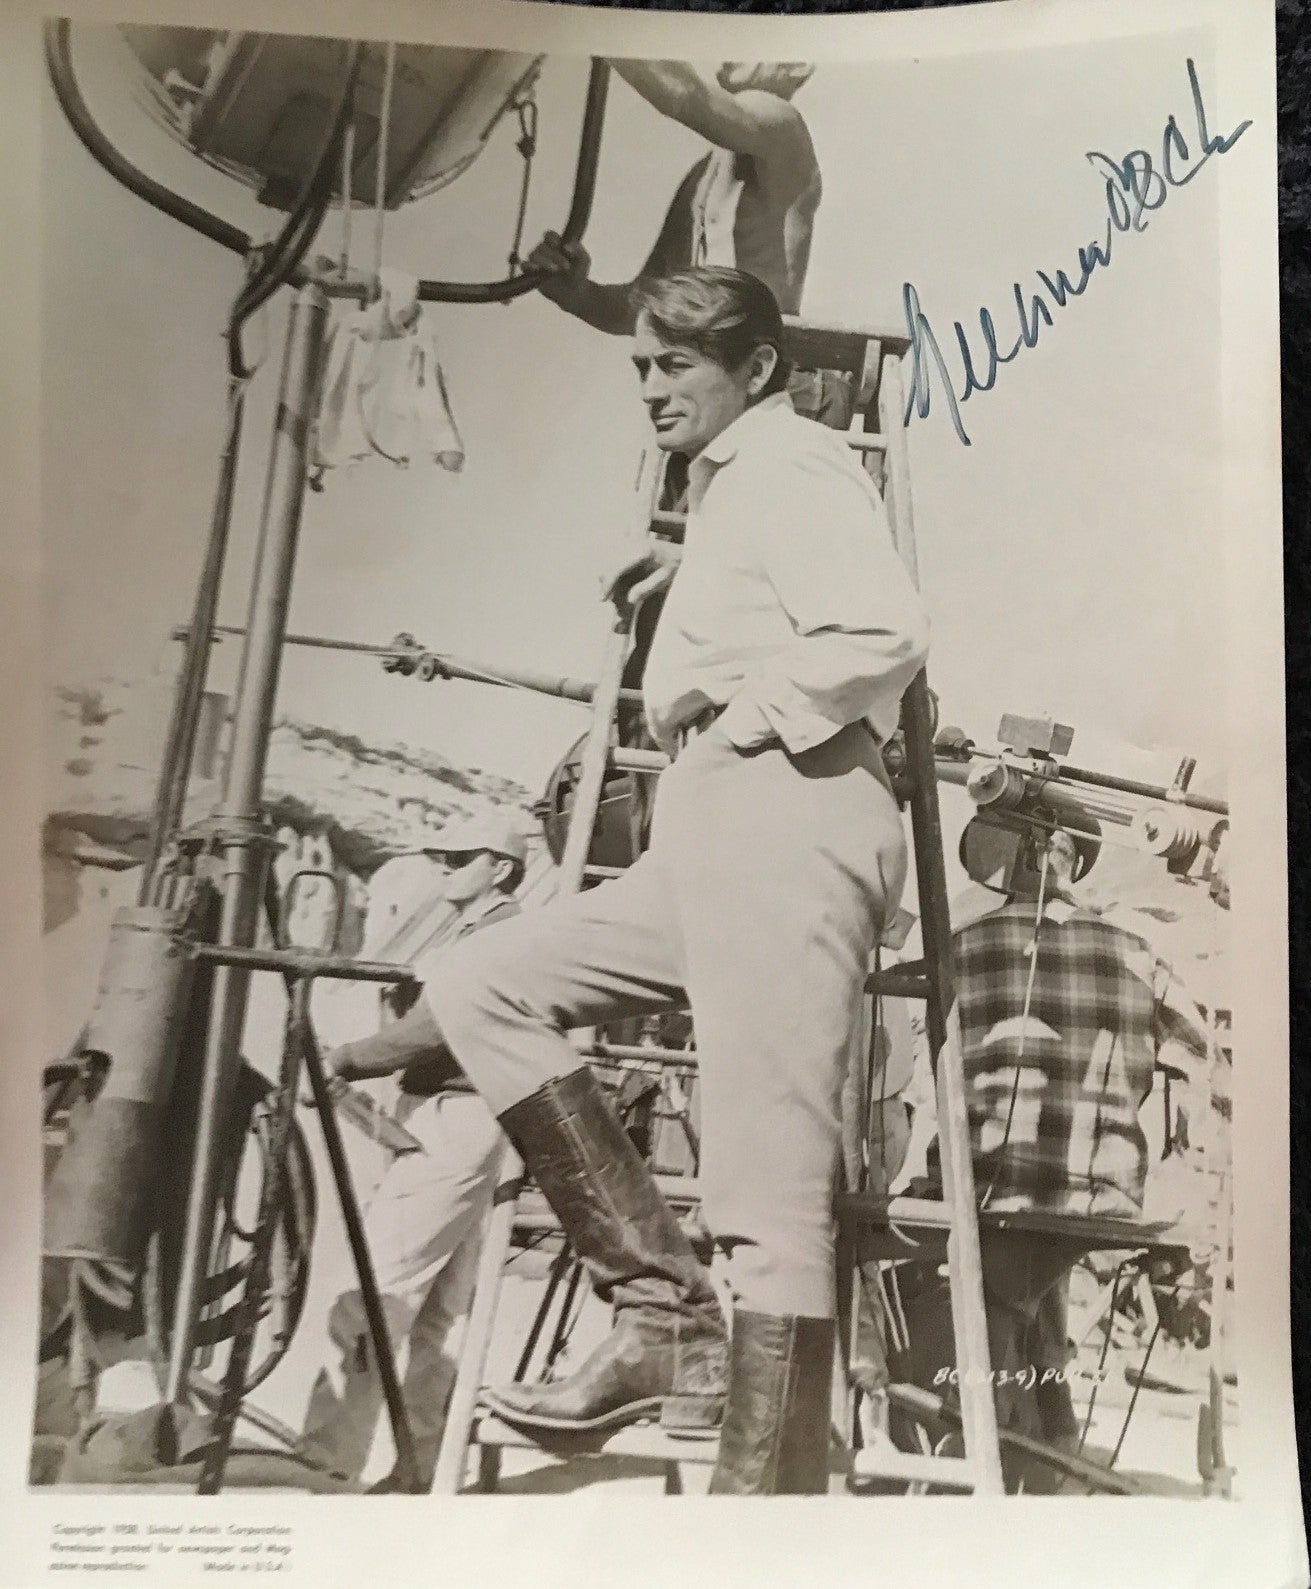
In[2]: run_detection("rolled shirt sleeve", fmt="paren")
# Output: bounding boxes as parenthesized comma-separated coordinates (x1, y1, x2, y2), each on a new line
(718, 441, 930, 754)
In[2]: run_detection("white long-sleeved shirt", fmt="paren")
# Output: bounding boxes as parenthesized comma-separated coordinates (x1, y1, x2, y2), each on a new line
(642, 393, 931, 755)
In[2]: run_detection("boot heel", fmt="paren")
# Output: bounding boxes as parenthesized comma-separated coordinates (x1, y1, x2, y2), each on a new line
(660, 1393, 725, 1436)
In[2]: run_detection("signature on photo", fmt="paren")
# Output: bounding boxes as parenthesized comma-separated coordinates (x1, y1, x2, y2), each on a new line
(902, 59, 1252, 447)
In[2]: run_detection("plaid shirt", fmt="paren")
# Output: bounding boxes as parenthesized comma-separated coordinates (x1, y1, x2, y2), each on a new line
(953, 900, 1209, 1217)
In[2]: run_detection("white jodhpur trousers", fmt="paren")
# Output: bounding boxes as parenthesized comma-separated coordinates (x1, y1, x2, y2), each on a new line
(299, 1089, 502, 1484)
(426, 721, 907, 1318)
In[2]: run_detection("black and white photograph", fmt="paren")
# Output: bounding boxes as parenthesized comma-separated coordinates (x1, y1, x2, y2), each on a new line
(0, 0, 1298, 1583)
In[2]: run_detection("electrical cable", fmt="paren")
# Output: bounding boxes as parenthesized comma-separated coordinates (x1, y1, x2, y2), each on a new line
(227, 42, 364, 377)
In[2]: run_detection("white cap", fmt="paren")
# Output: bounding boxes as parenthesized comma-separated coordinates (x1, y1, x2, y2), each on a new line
(414, 810, 527, 867)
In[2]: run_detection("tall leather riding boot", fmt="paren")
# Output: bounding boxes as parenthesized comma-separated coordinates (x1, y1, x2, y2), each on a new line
(708, 1310, 836, 1494)
(480, 1067, 727, 1435)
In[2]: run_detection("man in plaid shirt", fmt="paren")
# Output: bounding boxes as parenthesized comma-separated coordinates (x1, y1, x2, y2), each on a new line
(908, 817, 1213, 1472)
(956, 830, 1212, 1220)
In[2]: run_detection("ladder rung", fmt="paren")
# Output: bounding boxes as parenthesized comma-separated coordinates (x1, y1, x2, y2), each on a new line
(782, 316, 909, 374)
(650, 510, 686, 534)
(477, 1418, 980, 1492)
(886, 1385, 1140, 1496)
(850, 1448, 976, 1490)
(610, 746, 670, 773)
(517, 1175, 704, 1212)
(583, 1040, 697, 1067)
(583, 864, 626, 881)
(865, 968, 930, 999)
(845, 431, 888, 453)
(836, 1193, 1199, 1253)
(474, 1412, 720, 1465)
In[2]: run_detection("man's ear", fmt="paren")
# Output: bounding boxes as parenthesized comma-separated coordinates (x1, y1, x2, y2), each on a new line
(747, 343, 780, 398)
(492, 857, 514, 891)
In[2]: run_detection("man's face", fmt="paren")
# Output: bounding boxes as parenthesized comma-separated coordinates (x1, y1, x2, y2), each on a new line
(631, 314, 757, 458)
(441, 850, 499, 905)
(1045, 829, 1080, 885)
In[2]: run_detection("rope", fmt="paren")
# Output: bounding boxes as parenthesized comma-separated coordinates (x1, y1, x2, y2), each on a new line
(372, 41, 397, 295)
(338, 116, 355, 279)
(507, 92, 539, 276)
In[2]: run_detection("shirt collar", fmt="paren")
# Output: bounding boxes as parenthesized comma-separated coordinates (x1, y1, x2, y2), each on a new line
(462, 889, 511, 927)
(695, 390, 794, 470)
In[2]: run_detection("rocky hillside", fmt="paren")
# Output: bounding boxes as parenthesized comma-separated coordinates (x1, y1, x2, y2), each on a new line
(43, 676, 534, 931)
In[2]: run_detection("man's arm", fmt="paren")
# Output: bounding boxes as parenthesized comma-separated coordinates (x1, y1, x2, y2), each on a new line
(526, 163, 701, 336)
(329, 995, 441, 1082)
(716, 444, 931, 754)
(611, 61, 812, 175)
(328, 901, 520, 1084)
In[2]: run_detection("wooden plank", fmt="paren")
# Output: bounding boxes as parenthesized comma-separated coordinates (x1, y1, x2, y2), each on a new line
(610, 746, 670, 773)
(886, 1385, 1141, 1496)
(783, 315, 911, 374)
(879, 352, 919, 586)
(865, 967, 931, 999)
(474, 1412, 720, 1466)
(431, 1160, 525, 1493)
(850, 1449, 976, 1490)
(834, 1193, 1199, 1251)
(856, 337, 884, 412)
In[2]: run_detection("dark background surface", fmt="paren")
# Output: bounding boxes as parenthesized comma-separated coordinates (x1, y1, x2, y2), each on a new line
(537, 0, 1311, 1530)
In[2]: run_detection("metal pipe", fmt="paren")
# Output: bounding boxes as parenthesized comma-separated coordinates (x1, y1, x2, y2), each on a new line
(165, 283, 331, 1403)
(171, 622, 644, 707)
(1054, 761, 1227, 818)
(581, 1041, 698, 1068)
(193, 943, 414, 983)
(559, 619, 631, 895)
(197, 980, 314, 1491)
(511, 1243, 573, 1383)
(937, 753, 1226, 819)
(140, 379, 247, 901)
(296, 980, 422, 1492)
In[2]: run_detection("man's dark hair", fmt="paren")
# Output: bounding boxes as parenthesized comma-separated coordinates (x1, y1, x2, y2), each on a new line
(630, 267, 792, 397)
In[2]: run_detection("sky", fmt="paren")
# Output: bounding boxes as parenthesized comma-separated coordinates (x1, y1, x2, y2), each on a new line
(40, 21, 1239, 809)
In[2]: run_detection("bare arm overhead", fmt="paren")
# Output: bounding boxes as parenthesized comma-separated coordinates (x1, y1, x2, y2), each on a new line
(610, 60, 812, 175)
(526, 162, 703, 337)
(527, 63, 816, 335)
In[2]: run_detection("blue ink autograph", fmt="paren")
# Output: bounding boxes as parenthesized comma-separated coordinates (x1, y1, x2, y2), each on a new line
(902, 59, 1252, 447)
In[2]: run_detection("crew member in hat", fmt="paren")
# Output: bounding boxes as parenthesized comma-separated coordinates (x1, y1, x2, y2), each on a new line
(299, 811, 527, 1490)
(900, 809, 1213, 1488)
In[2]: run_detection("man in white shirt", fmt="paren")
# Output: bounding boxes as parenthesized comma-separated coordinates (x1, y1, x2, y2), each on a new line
(424, 268, 929, 1493)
